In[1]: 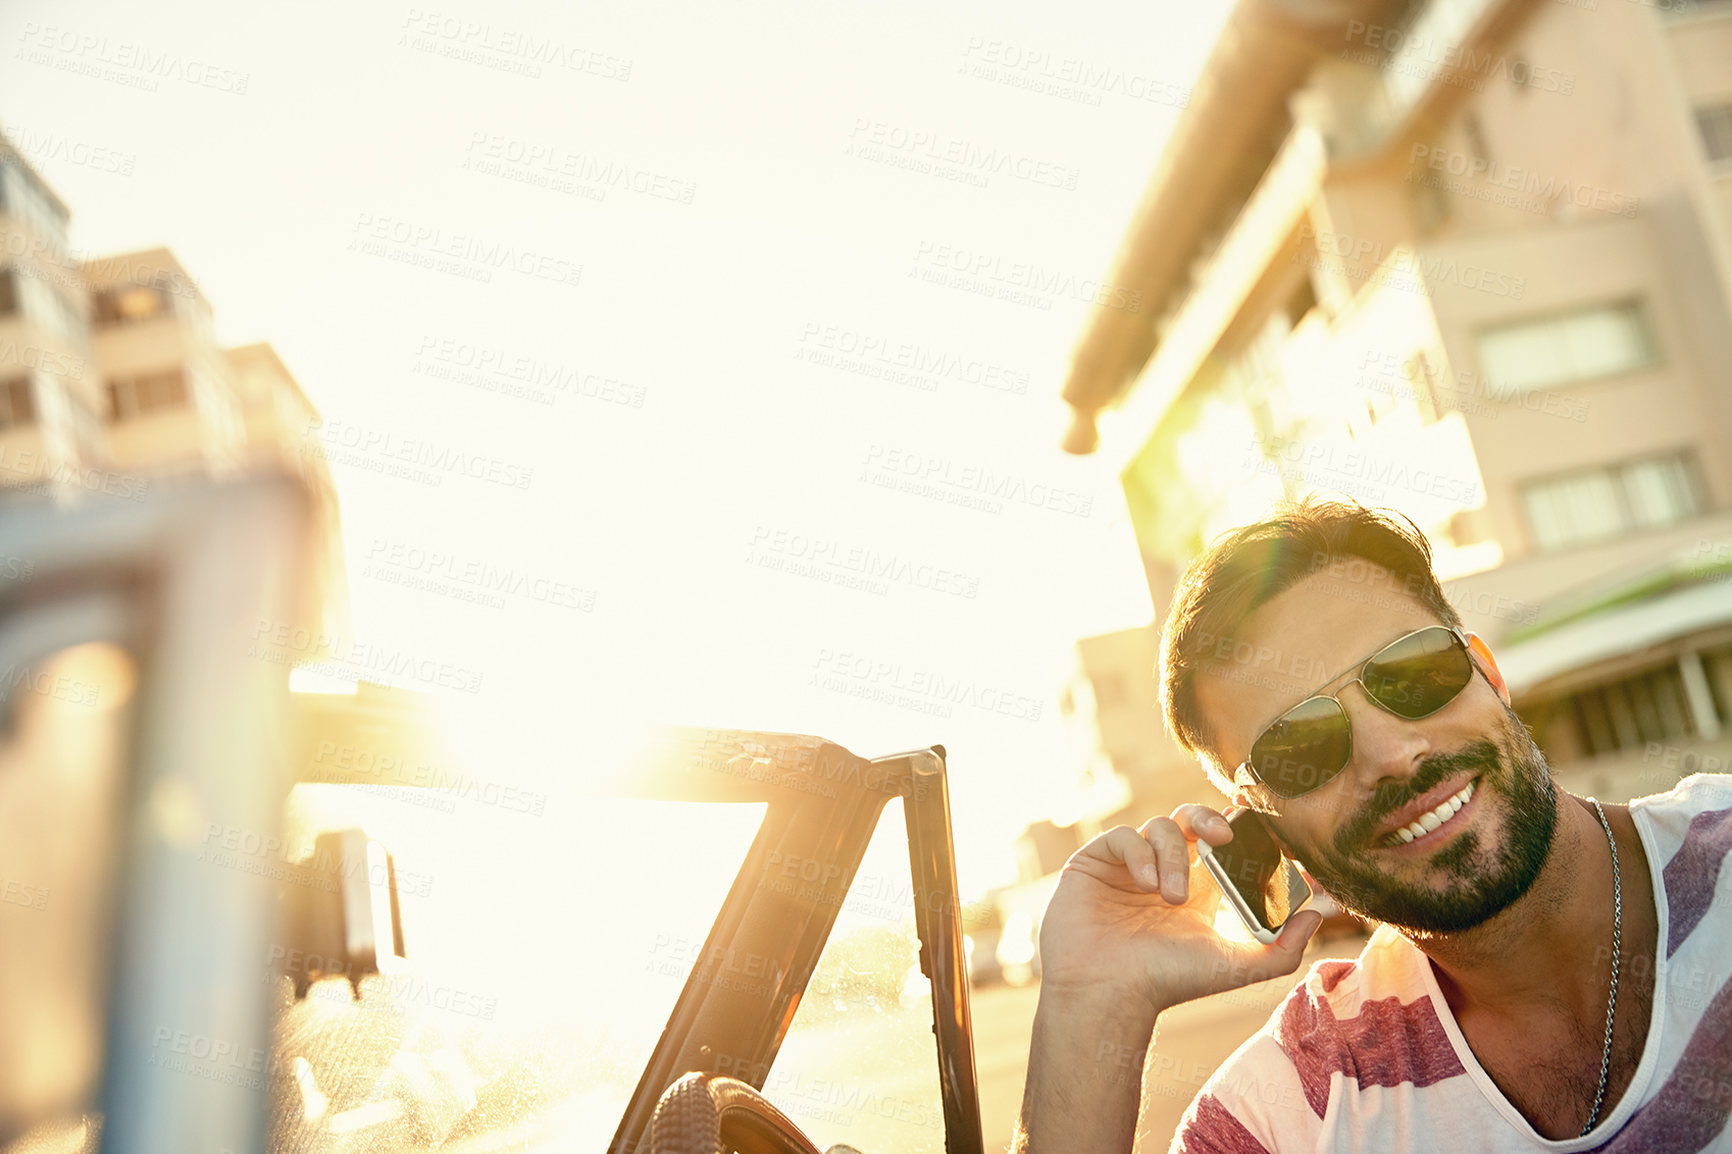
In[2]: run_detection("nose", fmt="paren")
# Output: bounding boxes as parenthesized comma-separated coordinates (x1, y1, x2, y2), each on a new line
(1337, 682, 1431, 802)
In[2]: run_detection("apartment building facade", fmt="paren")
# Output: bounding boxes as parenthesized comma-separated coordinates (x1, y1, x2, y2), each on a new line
(0, 135, 100, 494)
(0, 128, 348, 643)
(1057, 0, 1732, 817)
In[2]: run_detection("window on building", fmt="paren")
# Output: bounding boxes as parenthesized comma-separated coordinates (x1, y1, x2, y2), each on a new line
(1701, 642, 1732, 724)
(1475, 302, 1658, 398)
(12, 267, 91, 356)
(108, 369, 189, 420)
(68, 391, 103, 460)
(1697, 101, 1732, 164)
(1461, 111, 1492, 163)
(0, 162, 72, 266)
(0, 375, 34, 429)
(92, 284, 172, 326)
(1559, 663, 1698, 760)
(1410, 166, 1451, 237)
(1623, 456, 1700, 528)
(1522, 452, 1702, 551)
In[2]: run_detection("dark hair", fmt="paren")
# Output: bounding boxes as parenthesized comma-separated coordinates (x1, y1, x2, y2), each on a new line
(1159, 500, 1463, 794)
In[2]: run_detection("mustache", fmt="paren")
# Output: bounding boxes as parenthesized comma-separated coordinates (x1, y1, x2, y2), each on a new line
(1333, 740, 1502, 854)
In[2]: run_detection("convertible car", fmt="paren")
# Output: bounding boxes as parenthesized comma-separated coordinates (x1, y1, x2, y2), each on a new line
(0, 477, 990, 1154)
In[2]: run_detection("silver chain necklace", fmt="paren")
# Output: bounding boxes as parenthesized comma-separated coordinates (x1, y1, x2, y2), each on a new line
(1582, 798, 1622, 1137)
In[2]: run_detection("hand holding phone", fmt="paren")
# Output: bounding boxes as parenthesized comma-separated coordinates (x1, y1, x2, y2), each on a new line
(1196, 809, 1313, 944)
(1033, 803, 1327, 1023)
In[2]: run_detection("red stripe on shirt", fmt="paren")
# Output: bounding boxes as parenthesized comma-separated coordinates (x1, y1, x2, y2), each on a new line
(1170, 1092, 1276, 1154)
(1275, 986, 1468, 1117)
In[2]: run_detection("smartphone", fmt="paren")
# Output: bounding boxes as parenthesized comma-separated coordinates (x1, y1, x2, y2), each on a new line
(1196, 810, 1312, 945)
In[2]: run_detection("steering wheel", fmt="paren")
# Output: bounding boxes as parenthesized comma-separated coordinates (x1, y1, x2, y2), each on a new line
(649, 1073, 827, 1154)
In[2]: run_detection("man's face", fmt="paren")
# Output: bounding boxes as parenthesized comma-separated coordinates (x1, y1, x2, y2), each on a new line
(1193, 566, 1558, 936)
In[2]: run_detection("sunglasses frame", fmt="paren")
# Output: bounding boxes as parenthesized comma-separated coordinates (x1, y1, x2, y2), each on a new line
(1233, 625, 1480, 800)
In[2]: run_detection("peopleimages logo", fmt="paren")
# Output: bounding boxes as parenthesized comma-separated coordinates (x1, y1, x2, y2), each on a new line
(859, 443, 1093, 518)
(1342, 21, 1575, 94)
(0, 232, 198, 301)
(957, 38, 1191, 110)
(362, 537, 597, 612)
(745, 525, 980, 599)
(1243, 434, 1482, 507)
(14, 21, 251, 94)
(248, 617, 485, 695)
(347, 212, 583, 288)
(1407, 145, 1639, 218)
(397, 9, 632, 81)
(303, 417, 535, 491)
(846, 118, 1081, 191)
(795, 322, 1030, 396)
(809, 647, 1045, 722)
(910, 241, 1143, 313)
(0, 340, 87, 381)
(1357, 348, 1589, 423)
(412, 335, 646, 409)
(0, 448, 150, 501)
(4, 124, 136, 176)
(1296, 224, 1526, 300)
(462, 131, 696, 205)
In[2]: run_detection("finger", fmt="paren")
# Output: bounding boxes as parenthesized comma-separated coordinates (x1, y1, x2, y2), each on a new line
(1219, 910, 1324, 987)
(1135, 816, 1191, 903)
(1272, 910, 1324, 961)
(1169, 803, 1232, 845)
(1085, 825, 1162, 892)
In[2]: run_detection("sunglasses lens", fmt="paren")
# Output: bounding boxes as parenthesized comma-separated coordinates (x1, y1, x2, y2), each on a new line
(1249, 696, 1350, 798)
(1362, 627, 1474, 719)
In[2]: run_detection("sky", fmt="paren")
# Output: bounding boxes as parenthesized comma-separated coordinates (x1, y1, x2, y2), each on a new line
(0, 0, 1235, 889)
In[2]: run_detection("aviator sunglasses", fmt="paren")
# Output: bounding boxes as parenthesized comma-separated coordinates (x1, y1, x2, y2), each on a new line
(1234, 625, 1480, 799)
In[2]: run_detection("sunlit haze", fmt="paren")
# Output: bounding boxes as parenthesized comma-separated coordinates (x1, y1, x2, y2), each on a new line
(0, 2, 1236, 887)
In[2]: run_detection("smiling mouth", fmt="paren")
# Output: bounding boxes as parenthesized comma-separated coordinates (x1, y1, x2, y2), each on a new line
(1380, 779, 1477, 848)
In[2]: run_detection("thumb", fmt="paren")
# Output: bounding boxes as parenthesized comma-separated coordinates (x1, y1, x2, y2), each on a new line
(1273, 910, 1324, 961)
(1217, 910, 1324, 991)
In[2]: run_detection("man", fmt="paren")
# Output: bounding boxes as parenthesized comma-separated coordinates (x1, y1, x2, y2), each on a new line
(1015, 502, 1732, 1152)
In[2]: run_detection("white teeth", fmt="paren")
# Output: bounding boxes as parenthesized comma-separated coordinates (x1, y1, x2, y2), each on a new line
(1385, 780, 1478, 847)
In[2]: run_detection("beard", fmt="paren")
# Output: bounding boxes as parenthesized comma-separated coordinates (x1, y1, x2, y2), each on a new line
(1276, 707, 1559, 935)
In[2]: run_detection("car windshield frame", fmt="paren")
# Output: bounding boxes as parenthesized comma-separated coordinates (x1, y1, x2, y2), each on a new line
(605, 731, 984, 1154)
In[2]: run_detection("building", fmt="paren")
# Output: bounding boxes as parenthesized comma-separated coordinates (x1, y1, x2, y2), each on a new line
(0, 134, 99, 493)
(1009, 625, 1192, 881)
(1055, 0, 1732, 816)
(0, 126, 348, 648)
(87, 247, 247, 480)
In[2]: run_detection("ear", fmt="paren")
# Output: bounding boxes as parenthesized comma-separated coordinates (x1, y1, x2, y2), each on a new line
(1466, 632, 1510, 706)
(1225, 764, 1278, 818)
(1216, 757, 1256, 813)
